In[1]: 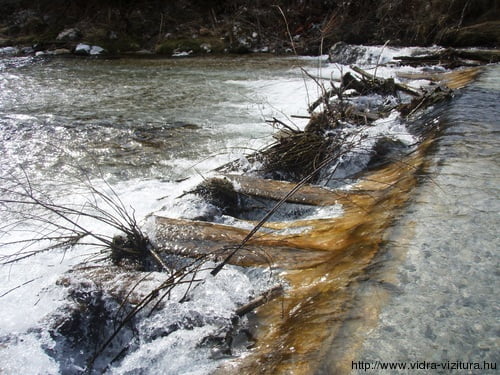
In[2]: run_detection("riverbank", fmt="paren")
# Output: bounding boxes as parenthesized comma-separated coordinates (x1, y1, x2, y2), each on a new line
(1, 1, 499, 58)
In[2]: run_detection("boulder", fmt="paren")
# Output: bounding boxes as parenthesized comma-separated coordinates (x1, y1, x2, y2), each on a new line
(90, 45, 105, 55)
(74, 43, 91, 55)
(73, 44, 105, 56)
(54, 48, 71, 55)
(0, 46, 19, 55)
(329, 41, 365, 64)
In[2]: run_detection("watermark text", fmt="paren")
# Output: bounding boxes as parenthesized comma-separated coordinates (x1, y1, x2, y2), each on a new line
(352, 360, 497, 372)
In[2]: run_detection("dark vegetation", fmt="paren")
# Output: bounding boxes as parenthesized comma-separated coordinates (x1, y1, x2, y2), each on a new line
(0, 0, 498, 55)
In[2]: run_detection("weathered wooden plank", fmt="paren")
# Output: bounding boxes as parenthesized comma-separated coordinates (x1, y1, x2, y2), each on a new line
(396, 67, 482, 90)
(222, 174, 346, 206)
(154, 216, 332, 269)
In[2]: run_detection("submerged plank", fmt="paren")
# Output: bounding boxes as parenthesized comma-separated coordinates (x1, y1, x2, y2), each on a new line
(214, 137, 430, 375)
(154, 216, 333, 269)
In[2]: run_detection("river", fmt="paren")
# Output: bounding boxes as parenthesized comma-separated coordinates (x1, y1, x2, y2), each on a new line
(0, 54, 329, 374)
(0, 54, 498, 374)
(0, 56, 315, 181)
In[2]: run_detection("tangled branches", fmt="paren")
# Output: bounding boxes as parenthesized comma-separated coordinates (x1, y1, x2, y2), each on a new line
(0, 169, 158, 269)
(0, 168, 223, 372)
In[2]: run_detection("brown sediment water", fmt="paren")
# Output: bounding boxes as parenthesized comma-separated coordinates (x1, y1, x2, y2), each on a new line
(214, 141, 429, 374)
(214, 67, 482, 375)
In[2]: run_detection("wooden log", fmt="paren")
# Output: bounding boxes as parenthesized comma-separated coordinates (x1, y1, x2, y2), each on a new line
(394, 54, 449, 66)
(351, 66, 422, 97)
(341, 71, 369, 94)
(222, 174, 345, 206)
(396, 67, 482, 90)
(154, 216, 332, 269)
(453, 49, 500, 63)
(440, 67, 483, 90)
(441, 21, 500, 49)
(394, 48, 500, 67)
(308, 89, 335, 113)
(396, 71, 442, 81)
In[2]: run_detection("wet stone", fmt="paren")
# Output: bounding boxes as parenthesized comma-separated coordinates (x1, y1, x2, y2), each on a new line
(74, 43, 90, 55)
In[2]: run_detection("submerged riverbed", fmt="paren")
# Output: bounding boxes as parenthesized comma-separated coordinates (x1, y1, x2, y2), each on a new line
(0, 53, 498, 374)
(356, 65, 500, 373)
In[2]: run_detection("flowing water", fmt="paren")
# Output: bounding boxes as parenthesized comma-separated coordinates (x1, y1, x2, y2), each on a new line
(0, 56, 314, 182)
(0, 54, 498, 374)
(355, 65, 500, 373)
(0, 55, 326, 374)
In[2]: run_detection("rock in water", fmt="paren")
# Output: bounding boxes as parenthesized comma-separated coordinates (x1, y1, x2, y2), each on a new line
(90, 45, 105, 55)
(74, 43, 91, 55)
(0, 46, 19, 55)
(329, 41, 366, 65)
